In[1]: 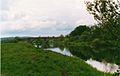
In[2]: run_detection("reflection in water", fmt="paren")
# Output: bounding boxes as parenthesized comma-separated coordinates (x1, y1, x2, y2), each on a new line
(46, 48, 73, 56)
(86, 58, 119, 73)
(34, 45, 119, 73)
(45, 47, 119, 73)
(34, 45, 42, 48)
(34, 45, 37, 47)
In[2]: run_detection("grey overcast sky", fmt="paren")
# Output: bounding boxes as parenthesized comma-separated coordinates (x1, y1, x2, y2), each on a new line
(0, 0, 97, 37)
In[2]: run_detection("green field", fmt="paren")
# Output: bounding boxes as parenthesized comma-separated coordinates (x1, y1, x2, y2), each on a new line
(1, 42, 111, 76)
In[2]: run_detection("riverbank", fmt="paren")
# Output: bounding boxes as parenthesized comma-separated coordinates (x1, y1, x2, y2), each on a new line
(1, 42, 111, 76)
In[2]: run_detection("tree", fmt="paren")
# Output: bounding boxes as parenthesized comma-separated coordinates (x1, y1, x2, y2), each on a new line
(33, 36, 43, 48)
(69, 25, 90, 37)
(85, 0, 120, 24)
(59, 34, 64, 38)
(85, 0, 120, 39)
(14, 37, 23, 43)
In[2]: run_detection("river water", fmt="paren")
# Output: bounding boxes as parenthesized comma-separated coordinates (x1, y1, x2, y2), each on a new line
(45, 47, 119, 73)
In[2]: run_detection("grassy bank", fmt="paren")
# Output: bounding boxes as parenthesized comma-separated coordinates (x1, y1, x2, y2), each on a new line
(1, 42, 111, 76)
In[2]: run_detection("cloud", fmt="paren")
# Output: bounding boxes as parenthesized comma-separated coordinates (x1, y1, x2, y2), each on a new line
(0, 0, 96, 37)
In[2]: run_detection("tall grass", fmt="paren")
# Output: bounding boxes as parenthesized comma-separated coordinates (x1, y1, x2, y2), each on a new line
(1, 42, 111, 76)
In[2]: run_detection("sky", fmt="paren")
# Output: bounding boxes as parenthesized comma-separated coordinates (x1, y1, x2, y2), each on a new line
(0, 0, 96, 37)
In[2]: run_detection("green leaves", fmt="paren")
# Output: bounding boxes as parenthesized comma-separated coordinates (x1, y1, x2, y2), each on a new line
(69, 25, 90, 37)
(85, 0, 120, 25)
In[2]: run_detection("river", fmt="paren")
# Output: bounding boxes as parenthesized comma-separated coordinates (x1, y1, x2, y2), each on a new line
(45, 47, 119, 73)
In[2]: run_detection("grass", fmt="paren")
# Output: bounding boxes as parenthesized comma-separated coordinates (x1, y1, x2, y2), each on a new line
(1, 42, 112, 76)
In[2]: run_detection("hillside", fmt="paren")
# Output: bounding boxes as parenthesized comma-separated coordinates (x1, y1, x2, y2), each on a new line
(1, 42, 111, 76)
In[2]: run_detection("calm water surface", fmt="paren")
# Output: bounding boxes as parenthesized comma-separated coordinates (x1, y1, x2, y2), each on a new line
(45, 47, 119, 73)
(46, 48, 73, 56)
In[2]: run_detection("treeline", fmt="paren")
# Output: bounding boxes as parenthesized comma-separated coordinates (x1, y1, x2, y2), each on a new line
(63, 0, 120, 65)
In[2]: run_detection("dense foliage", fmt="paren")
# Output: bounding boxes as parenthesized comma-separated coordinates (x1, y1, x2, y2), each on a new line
(62, 0, 120, 66)
(69, 25, 90, 37)
(1, 0, 120, 75)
